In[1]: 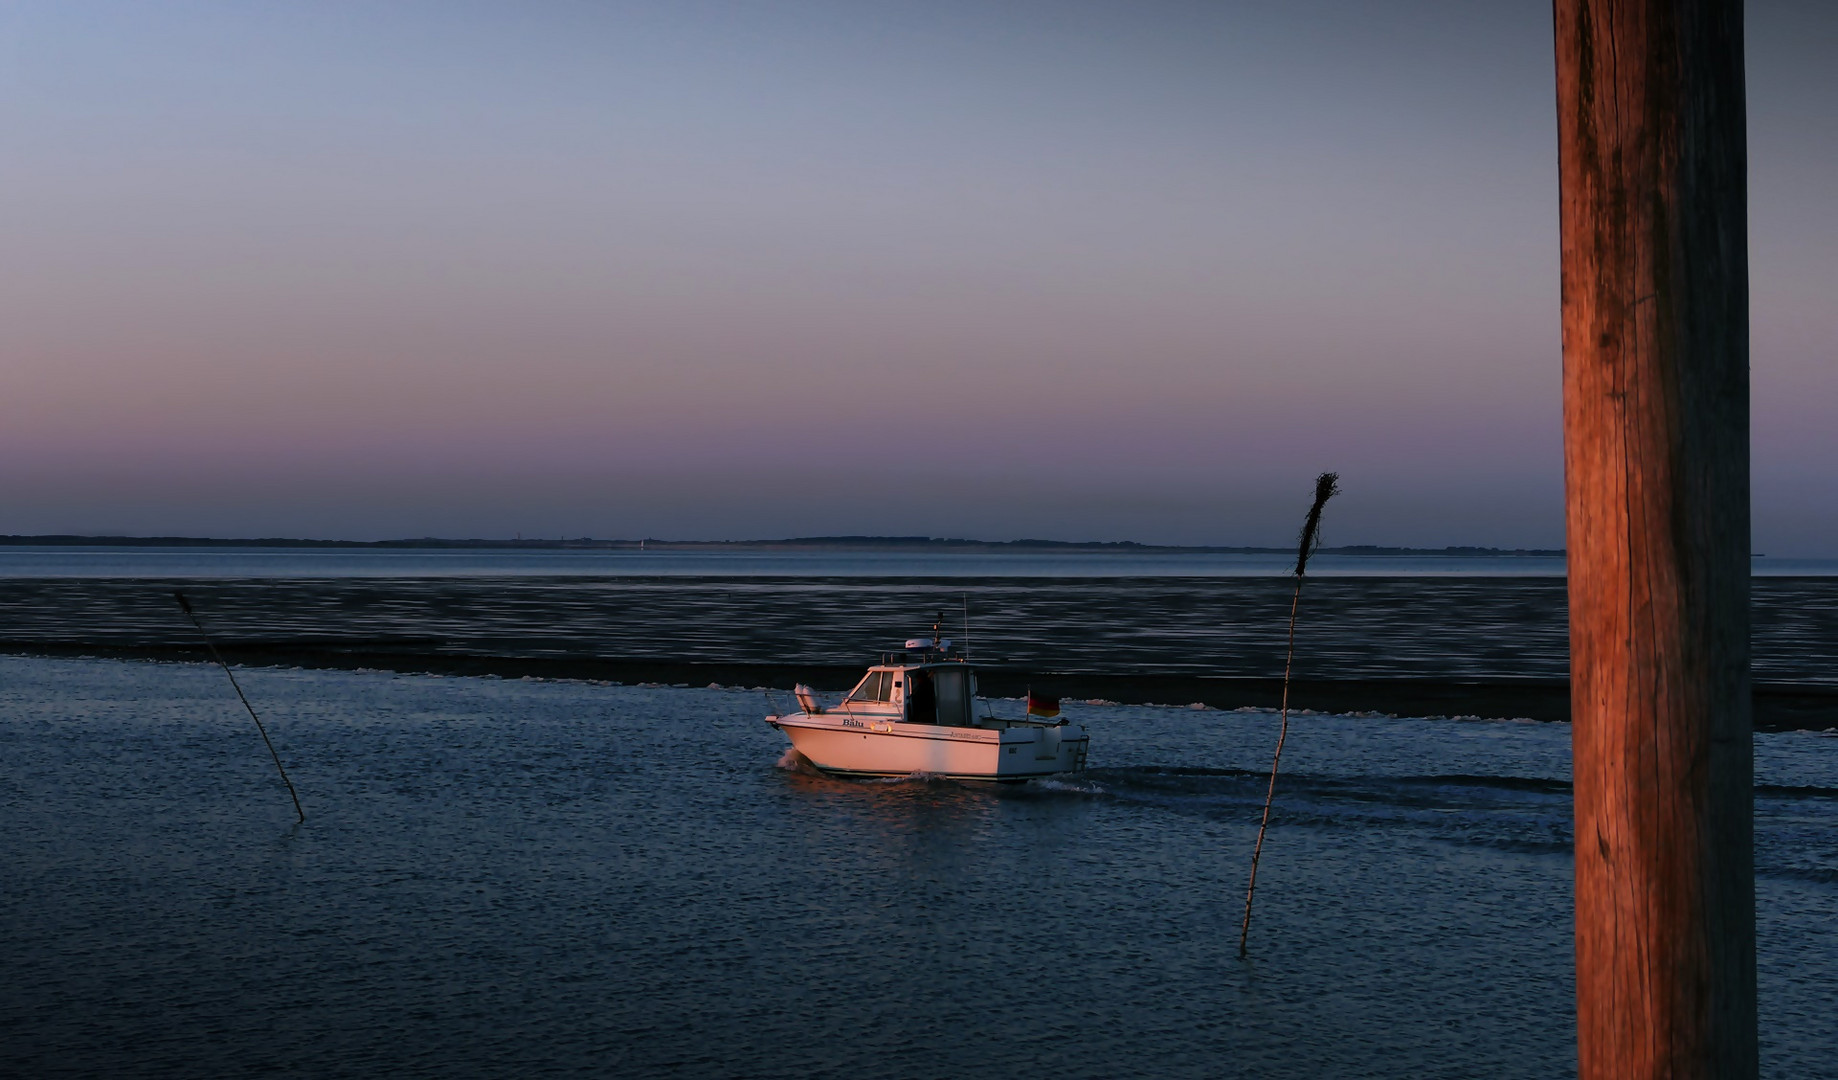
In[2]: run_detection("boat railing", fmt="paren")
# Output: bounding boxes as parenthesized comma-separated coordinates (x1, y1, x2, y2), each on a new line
(978, 714, 1068, 729)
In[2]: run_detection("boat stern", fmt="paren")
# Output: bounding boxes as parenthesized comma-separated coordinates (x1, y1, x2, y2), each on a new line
(995, 722, 1089, 777)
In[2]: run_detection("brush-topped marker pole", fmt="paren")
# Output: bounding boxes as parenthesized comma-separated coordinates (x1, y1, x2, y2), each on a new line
(174, 591, 305, 823)
(1238, 471, 1338, 958)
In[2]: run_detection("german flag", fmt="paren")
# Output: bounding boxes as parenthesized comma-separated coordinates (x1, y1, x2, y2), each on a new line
(1026, 692, 1060, 719)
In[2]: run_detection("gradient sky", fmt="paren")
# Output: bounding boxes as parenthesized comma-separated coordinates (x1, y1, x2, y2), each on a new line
(2, 2, 1833, 550)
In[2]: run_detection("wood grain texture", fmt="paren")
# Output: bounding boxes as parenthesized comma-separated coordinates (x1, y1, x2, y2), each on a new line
(1554, 0, 1756, 1076)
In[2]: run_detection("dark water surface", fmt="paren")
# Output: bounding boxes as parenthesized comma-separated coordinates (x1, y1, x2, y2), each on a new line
(2, 656, 1833, 1078)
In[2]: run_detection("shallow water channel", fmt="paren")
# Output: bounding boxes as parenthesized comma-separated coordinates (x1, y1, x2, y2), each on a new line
(1, 656, 1833, 1078)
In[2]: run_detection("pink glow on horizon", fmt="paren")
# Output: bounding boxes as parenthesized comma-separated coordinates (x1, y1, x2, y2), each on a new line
(2, 2, 1834, 550)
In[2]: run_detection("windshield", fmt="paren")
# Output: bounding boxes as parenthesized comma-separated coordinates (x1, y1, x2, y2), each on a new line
(848, 671, 892, 702)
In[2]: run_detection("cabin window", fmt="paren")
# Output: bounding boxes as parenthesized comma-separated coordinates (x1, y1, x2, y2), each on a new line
(849, 671, 891, 702)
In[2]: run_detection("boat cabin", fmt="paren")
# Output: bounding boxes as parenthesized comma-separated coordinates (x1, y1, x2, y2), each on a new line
(843, 658, 977, 727)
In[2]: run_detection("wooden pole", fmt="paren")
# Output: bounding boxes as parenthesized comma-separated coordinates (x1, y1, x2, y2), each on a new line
(1554, 2, 1755, 1076)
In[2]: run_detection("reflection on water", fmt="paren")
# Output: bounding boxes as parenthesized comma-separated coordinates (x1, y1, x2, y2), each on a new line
(774, 749, 1013, 886)
(1, 656, 1832, 1078)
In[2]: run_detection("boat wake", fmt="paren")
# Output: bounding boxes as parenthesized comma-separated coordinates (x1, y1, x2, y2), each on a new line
(1013, 765, 1577, 857)
(770, 751, 1826, 880)
(775, 746, 823, 774)
(866, 771, 948, 785)
(1026, 775, 1110, 796)
(1013, 766, 1830, 880)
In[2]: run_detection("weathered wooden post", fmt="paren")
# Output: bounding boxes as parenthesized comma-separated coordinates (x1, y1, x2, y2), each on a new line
(1554, 1, 1756, 1076)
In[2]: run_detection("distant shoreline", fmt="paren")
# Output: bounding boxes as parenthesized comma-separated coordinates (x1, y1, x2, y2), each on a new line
(0, 534, 1566, 557)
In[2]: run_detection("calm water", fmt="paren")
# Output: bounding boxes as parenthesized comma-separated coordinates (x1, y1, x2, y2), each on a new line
(2, 656, 1833, 1078)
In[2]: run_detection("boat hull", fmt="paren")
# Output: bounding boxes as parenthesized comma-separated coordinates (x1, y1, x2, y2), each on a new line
(769, 714, 1088, 780)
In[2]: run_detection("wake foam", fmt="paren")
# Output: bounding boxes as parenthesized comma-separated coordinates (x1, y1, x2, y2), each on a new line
(869, 771, 944, 785)
(1029, 775, 1108, 796)
(775, 747, 820, 774)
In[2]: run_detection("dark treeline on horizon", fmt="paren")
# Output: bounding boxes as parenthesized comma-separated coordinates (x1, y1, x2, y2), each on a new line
(0, 534, 1565, 557)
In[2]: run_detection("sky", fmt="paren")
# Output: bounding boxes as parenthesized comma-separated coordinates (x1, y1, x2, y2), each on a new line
(1, 1, 1833, 551)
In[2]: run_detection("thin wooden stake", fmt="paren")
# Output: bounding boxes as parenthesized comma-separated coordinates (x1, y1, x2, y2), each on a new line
(174, 591, 305, 823)
(1239, 471, 1337, 958)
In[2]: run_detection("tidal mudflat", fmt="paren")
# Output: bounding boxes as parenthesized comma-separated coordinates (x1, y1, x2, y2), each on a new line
(6, 572, 1837, 726)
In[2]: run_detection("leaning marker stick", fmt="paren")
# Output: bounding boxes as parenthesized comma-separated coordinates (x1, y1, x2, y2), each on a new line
(174, 591, 305, 823)
(1239, 471, 1338, 957)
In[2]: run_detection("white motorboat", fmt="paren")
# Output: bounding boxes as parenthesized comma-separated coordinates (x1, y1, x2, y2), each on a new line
(765, 631, 1089, 781)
